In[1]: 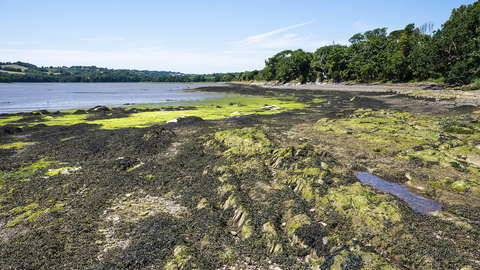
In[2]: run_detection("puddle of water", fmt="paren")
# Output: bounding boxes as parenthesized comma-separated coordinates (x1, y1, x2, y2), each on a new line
(354, 171, 443, 215)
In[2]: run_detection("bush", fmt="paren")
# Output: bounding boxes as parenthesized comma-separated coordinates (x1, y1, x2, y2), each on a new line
(2, 67, 22, 72)
(458, 78, 480, 91)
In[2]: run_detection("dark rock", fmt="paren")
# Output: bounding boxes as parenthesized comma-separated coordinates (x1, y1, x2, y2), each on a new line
(349, 162, 366, 171)
(444, 204, 480, 221)
(167, 116, 203, 124)
(35, 110, 49, 115)
(295, 148, 309, 157)
(450, 162, 462, 169)
(288, 182, 297, 190)
(409, 156, 424, 167)
(111, 156, 141, 171)
(73, 110, 87, 114)
(413, 145, 424, 151)
(355, 154, 367, 160)
(88, 106, 110, 113)
(426, 161, 440, 167)
(1, 125, 22, 135)
(321, 177, 334, 185)
(294, 223, 329, 257)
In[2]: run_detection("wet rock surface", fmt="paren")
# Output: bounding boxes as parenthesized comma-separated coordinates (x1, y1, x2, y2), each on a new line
(1, 84, 480, 269)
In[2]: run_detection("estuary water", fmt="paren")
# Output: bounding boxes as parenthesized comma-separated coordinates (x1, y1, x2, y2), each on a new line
(0, 83, 226, 113)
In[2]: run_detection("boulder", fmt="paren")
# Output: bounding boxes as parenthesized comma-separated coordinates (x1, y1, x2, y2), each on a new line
(167, 116, 203, 124)
(88, 106, 110, 113)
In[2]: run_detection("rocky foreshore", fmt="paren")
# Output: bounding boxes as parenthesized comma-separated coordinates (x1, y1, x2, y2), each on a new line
(1, 84, 479, 269)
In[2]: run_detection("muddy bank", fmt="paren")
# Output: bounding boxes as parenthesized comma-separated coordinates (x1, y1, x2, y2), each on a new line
(1, 84, 479, 269)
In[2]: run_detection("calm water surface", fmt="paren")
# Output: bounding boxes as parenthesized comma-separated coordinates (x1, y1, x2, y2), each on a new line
(0, 83, 226, 113)
(354, 171, 443, 215)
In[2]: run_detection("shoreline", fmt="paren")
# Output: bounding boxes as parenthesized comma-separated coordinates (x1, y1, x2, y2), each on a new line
(1, 84, 479, 269)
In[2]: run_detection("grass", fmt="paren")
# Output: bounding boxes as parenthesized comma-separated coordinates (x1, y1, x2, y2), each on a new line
(0, 64, 28, 72)
(0, 64, 27, 74)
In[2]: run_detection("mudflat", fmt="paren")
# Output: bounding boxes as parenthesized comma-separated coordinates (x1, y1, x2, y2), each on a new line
(1, 83, 480, 269)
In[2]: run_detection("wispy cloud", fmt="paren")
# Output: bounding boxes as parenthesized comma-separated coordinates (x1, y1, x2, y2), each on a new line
(352, 20, 368, 31)
(79, 37, 125, 41)
(352, 20, 382, 33)
(221, 50, 277, 54)
(235, 20, 315, 47)
(253, 34, 309, 49)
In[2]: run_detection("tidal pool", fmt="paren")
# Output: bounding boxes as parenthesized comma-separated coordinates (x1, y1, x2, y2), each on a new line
(354, 171, 443, 215)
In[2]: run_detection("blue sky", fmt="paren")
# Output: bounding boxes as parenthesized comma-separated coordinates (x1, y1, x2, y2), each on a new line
(0, 0, 476, 74)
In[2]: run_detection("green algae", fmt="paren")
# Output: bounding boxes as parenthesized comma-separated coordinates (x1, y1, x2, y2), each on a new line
(165, 245, 204, 270)
(0, 95, 306, 130)
(0, 158, 56, 182)
(45, 166, 80, 176)
(400, 89, 457, 100)
(2, 89, 476, 269)
(0, 115, 23, 125)
(2, 200, 68, 228)
(212, 128, 273, 158)
(438, 119, 477, 134)
(313, 108, 480, 200)
(0, 141, 35, 150)
(322, 182, 404, 231)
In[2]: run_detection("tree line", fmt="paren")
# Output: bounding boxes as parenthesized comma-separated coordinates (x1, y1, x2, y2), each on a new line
(0, 62, 240, 83)
(235, 1, 480, 84)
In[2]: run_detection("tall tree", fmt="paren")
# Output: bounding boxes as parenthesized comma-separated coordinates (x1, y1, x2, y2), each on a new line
(430, 2, 480, 83)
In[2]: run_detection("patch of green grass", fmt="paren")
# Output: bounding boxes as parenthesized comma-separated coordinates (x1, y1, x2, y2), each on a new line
(0, 64, 28, 72)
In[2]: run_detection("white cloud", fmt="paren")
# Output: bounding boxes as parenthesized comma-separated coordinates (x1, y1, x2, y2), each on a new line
(235, 20, 315, 48)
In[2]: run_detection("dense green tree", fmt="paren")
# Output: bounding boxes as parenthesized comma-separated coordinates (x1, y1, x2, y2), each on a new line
(431, 2, 480, 83)
(262, 49, 314, 83)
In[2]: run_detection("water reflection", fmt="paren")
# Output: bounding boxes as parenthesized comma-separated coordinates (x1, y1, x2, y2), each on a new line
(354, 171, 443, 215)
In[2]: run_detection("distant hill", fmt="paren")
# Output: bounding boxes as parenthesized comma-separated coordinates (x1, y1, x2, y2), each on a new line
(0, 61, 236, 83)
(125, 69, 191, 78)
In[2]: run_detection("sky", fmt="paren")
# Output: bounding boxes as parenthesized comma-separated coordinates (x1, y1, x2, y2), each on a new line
(0, 0, 477, 74)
